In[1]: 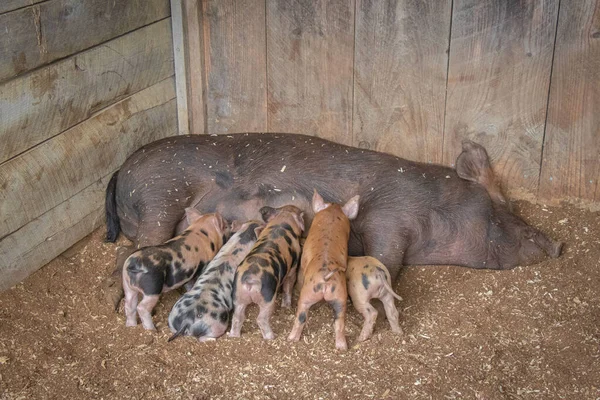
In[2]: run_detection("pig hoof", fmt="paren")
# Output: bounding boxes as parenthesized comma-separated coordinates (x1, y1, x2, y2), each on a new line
(391, 327, 404, 335)
(288, 335, 302, 342)
(198, 337, 216, 343)
(357, 334, 370, 342)
(281, 300, 291, 308)
(228, 331, 240, 338)
(336, 341, 348, 351)
(263, 332, 275, 340)
(125, 320, 137, 327)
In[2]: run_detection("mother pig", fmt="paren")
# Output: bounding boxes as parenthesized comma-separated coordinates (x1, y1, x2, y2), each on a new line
(104, 133, 562, 307)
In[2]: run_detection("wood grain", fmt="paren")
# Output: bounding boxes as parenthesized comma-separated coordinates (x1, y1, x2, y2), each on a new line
(538, 0, 600, 203)
(353, 0, 451, 162)
(171, 0, 190, 135)
(443, 0, 559, 194)
(0, 19, 174, 164)
(0, 0, 170, 83)
(0, 177, 109, 291)
(266, 0, 354, 144)
(184, 0, 207, 134)
(0, 77, 177, 239)
(202, 0, 267, 134)
(0, 0, 44, 15)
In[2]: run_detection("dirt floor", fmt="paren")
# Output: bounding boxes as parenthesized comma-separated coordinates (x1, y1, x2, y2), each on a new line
(0, 201, 599, 400)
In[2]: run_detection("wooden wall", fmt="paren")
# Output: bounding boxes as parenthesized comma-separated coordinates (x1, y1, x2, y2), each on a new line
(175, 0, 600, 207)
(0, 0, 178, 290)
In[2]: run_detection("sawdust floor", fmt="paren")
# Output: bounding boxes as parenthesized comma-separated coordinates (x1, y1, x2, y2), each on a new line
(1, 201, 599, 400)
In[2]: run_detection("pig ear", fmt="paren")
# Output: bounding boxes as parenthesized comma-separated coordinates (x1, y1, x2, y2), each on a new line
(185, 207, 203, 225)
(293, 212, 305, 232)
(230, 220, 242, 233)
(253, 224, 265, 239)
(342, 195, 359, 220)
(213, 212, 227, 232)
(260, 206, 276, 222)
(312, 190, 329, 213)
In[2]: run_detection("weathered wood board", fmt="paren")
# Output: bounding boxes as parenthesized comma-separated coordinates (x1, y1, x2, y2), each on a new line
(184, 0, 207, 135)
(353, 0, 451, 162)
(0, 0, 44, 15)
(202, 0, 266, 134)
(266, 0, 354, 144)
(171, 0, 190, 135)
(0, 19, 174, 164)
(443, 0, 559, 194)
(0, 78, 177, 240)
(538, 0, 600, 203)
(0, 176, 109, 291)
(0, 0, 170, 83)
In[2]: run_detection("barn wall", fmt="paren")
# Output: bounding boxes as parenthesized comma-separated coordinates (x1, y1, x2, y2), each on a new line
(175, 0, 600, 208)
(0, 0, 178, 290)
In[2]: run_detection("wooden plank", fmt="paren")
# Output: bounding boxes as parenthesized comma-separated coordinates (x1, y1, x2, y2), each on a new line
(171, 0, 190, 135)
(0, 0, 170, 83)
(0, 78, 177, 239)
(267, 0, 354, 144)
(353, 0, 451, 162)
(0, 0, 44, 15)
(0, 19, 174, 164)
(202, 0, 266, 134)
(184, 0, 207, 134)
(443, 0, 559, 194)
(538, 0, 600, 203)
(0, 177, 109, 291)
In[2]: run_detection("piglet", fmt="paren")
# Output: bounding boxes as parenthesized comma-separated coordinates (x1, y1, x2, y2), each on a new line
(288, 191, 359, 350)
(347, 256, 403, 341)
(167, 220, 264, 342)
(122, 208, 228, 330)
(229, 205, 304, 340)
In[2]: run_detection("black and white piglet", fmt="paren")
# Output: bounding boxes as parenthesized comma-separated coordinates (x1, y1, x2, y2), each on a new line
(168, 220, 264, 342)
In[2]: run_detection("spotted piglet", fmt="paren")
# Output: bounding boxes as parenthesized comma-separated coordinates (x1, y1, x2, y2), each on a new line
(347, 256, 403, 342)
(229, 205, 304, 339)
(288, 191, 359, 350)
(167, 220, 264, 342)
(122, 208, 228, 330)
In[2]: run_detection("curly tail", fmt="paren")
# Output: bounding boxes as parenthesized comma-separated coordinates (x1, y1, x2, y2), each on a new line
(105, 170, 120, 242)
(378, 269, 403, 301)
(168, 324, 188, 342)
(323, 268, 339, 281)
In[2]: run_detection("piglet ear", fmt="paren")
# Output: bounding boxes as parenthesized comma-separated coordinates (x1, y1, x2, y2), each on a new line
(342, 195, 360, 220)
(260, 206, 276, 222)
(294, 212, 305, 232)
(230, 220, 242, 233)
(185, 207, 203, 225)
(312, 190, 329, 213)
(213, 212, 227, 233)
(254, 224, 265, 239)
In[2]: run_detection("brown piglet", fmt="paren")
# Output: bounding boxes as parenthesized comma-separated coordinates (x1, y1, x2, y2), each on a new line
(288, 190, 359, 350)
(346, 256, 403, 341)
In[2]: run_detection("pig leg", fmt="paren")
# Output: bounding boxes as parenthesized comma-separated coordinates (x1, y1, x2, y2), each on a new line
(288, 286, 319, 342)
(281, 266, 298, 308)
(106, 246, 137, 311)
(329, 299, 348, 350)
(122, 272, 139, 327)
(256, 300, 277, 340)
(353, 297, 378, 342)
(229, 302, 248, 337)
(137, 294, 160, 330)
(380, 291, 403, 335)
